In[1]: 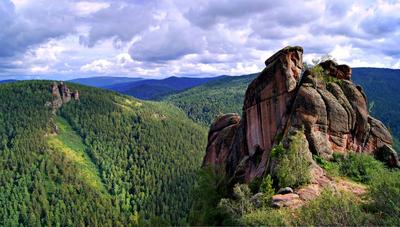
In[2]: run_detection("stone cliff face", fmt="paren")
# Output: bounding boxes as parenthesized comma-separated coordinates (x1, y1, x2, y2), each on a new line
(48, 82, 79, 113)
(203, 46, 399, 184)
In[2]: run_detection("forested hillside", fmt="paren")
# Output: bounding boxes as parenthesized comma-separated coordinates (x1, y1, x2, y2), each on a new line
(164, 74, 257, 125)
(164, 69, 400, 148)
(352, 68, 400, 144)
(0, 81, 207, 226)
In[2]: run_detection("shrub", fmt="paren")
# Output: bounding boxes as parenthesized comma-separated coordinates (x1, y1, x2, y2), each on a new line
(314, 152, 400, 225)
(311, 65, 342, 85)
(248, 177, 262, 194)
(219, 184, 254, 215)
(314, 155, 340, 177)
(270, 143, 285, 158)
(218, 184, 254, 225)
(368, 170, 400, 225)
(219, 182, 287, 226)
(259, 175, 275, 204)
(338, 153, 384, 184)
(240, 209, 288, 226)
(295, 189, 370, 226)
(274, 130, 311, 188)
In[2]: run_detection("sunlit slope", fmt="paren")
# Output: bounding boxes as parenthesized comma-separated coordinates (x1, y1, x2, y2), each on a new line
(47, 117, 106, 192)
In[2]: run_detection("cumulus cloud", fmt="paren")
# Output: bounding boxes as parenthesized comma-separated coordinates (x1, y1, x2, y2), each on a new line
(80, 1, 158, 47)
(129, 22, 205, 62)
(0, 0, 400, 79)
(1, 0, 79, 58)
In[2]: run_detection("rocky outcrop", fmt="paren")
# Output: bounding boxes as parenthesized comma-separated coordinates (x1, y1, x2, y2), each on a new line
(47, 82, 79, 113)
(203, 46, 399, 185)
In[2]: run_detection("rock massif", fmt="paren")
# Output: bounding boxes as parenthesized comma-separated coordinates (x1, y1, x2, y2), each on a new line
(49, 82, 79, 112)
(203, 46, 399, 185)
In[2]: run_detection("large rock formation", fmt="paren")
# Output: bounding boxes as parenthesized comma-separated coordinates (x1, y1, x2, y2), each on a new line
(203, 46, 399, 185)
(47, 82, 79, 113)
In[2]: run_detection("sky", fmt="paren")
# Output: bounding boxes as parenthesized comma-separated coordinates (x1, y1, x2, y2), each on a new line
(0, 0, 399, 80)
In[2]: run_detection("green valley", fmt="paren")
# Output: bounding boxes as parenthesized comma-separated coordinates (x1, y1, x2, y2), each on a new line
(164, 74, 257, 125)
(0, 81, 207, 226)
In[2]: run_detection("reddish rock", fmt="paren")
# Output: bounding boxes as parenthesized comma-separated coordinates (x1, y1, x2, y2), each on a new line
(204, 123, 240, 168)
(337, 64, 352, 80)
(296, 184, 321, 201)
(319, 60, 352, 80)
(242, 46, 303, 179)
(203, 46, 399, 185)
(208, 113, 241, 139)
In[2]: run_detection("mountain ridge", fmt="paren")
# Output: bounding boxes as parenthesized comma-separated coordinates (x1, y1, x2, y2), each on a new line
(69, 76, 143, 87)
(106, 76, 226, 100)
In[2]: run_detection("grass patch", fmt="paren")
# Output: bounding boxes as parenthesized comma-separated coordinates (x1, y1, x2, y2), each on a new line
(240, 208, 288, 226)
(55, 117, 87, 152)
(314, 152, 400, 225)
(47, 117, 106, 193)
(295, 189, 370, 226)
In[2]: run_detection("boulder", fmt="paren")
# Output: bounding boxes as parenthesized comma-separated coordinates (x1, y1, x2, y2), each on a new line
(375, 144, 400, 168)
(208, 113, 241, 139)
(271, 193, 302, 208)
(277, 187, 293, 195)
(319, 60, 352, 80)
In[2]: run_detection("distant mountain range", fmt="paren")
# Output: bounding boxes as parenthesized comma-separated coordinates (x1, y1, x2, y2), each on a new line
(67, 76, 225, 100)
(0, 79, 17, 84)
(69, 76, 143, 87)
(104, 76, 225, 100)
